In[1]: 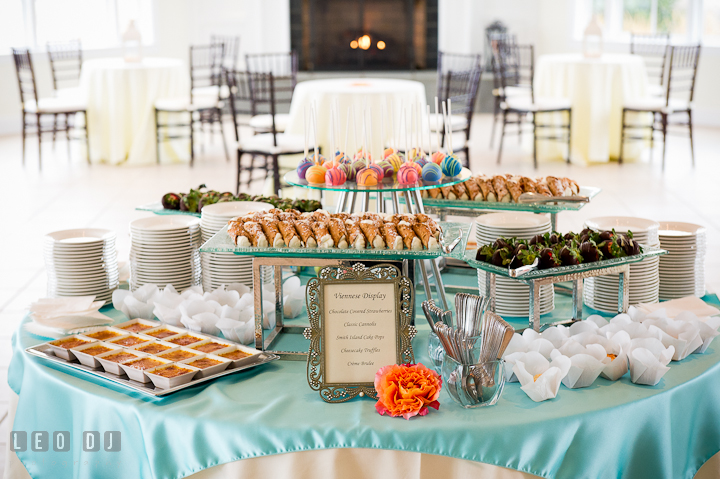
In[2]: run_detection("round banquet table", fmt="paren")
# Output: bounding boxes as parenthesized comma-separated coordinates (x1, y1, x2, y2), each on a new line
(534, 53, 650, 165)
(284, 78, 427, 158)
(80, 57, 189, 165)
(6, 292, 720, 479)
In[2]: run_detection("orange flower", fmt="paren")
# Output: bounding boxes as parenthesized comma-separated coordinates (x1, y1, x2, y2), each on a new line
(374, 363, 442, 419)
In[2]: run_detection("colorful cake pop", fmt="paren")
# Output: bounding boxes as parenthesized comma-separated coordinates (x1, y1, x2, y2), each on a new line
(338, 163, 355, 181)
(422, 162, 442, 182)
(386, 153, 404, 172)
(377, 160, 394, 179)
(441, 155, 462, 177)
(356, 167, 378, 187)
(414, 156, 429, 169)
(306, 165, 327, 184)
(368, 163, 384, 181)
(383, 147, 398, 160)
(296, 158, 313, 179)
(308, 153, 326, 165)
(351, 159, 367, 177)
(354, 149, 372, 163)
(409, 162, 422, 175)
(335, 152, 351, 165)
(397, 163, 419, 184)
(325, 166, 347, 186)
(431, 152, 445, 165)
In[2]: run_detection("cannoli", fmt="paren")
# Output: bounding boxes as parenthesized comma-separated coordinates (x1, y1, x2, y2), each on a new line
(242, 222, 269, 248)
(294, 219, 317, 248)
(492, 175, 511, 202)
(278, 220, 302, 248)
(239, 212, 263, 223)
(311, 210, 331, 222)
(361, 212, 382, 223)
(520, 177, 537, 193)
(328, 218, 349, 249)
(428, 188, 442, 199)
(260, 217, 286, 248)
(545, 176, 566, 196)
(417, 214, 441, 241)
(559, 177, 573, 196)
(228, 221, 251, 247)
(421, 189, 429, 198)
(345, 220, 366, 249)
(382, 223, 403, 250)
(268, 208, 284, 216)
(400, 214, 417, 225)
(505, 176, 524, 202)
(535, 178, 552, 196)
(285, 208, 302, 217)
(331, 212, 351, 221)
(277, 212, 297, 222)
(311, 221, 334, 248)
(451, 182, 468, 200)
(439, 185, 453, 199)
(565, 178, 580, 195)
(464, 178, 482, 201)
(412, 222, 439, 250)
(475, 176, 496, 202)
(397, 221, 422, 250)
(359, 220, 386, 249)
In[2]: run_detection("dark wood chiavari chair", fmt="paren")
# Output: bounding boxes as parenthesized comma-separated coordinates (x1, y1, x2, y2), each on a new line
(227, 70, 307, 195)
(12, 48, 89, 168)
(154, 43, 230, 165)
(436, 67, 482, 167)
(495, 43, 572, 167)
(244, 52, 298, 134)
(211, 35, 240, 71)
(436, 51, 481, 100)
(47, 40, 84, 145)
(620, 45, 701, 170)
(630, 33, 670, 97)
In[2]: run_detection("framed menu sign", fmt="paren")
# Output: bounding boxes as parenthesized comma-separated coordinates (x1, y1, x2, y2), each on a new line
(304, 263, 416, 403)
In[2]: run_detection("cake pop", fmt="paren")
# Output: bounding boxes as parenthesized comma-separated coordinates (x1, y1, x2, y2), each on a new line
(431, 152, 445, 165)
(383, 147, 398, 160)
(397, 163, 419, 184)
(368, 163, 384, 181)
(296, 158, 313, 179)
(386, 153, 404, 172)
(325, 166, 347, 186)
(306, 164, 327, 184)
(422, 162, 442, 182)
(441, 154, 461, 177)
(414, 156, 429, 169)
(377, 160, 394, 179)
(339, 162, 355, 181)
(356, 167, 378, 187)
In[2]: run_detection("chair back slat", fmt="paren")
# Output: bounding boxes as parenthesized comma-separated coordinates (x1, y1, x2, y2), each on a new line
(443, 68, 482, 118)
(12, 48, 39, 107)
(211, 35, 240, 70)
(190, 43, 225, 102)
(495, 43, 534, 101)
(47, 40, 82, 91)
(247, 72, 279, 145)
(225, 69, 255, 142)
(436, 51, 481, 101)
(630, 33, 669, 86)
(666, 45, 701, 105)
(245, 52, 297, 106)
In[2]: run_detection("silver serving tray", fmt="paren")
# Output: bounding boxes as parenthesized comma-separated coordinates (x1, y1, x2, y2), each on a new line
(25, 343, 279, 397)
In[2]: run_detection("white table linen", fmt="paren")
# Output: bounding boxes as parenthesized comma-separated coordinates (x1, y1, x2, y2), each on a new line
(80, 57, 189, 165)
(284, 78, 427, 159)
(534, 53, 650, 165)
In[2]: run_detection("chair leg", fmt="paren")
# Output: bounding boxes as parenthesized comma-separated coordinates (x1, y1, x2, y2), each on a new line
(688, 110, 695, 167)
(84, 112, 90, 165)
(36, 113, 42, 171)
(21, 113, 26, 166)
(65, 113, 71, 160)
(566, 109, 572, 164)
(496, 109, 507, 165)
(52, 113, 57, 147)
(236, 149, 242, 195)
(619, 109, 626, 165)
(518, 112, 522, 145)
(217, 109, 230, 162)
(272, 154, 281, 195)
(490, 97, 499, 148)
(532, 113, 538, 169)
(155, 109, 161, 164)
(190, 112, 195, 167)
(661, 113, 668, 171)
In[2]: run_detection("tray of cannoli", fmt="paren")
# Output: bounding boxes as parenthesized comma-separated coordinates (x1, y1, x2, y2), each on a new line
(25, 320, 279, 397)
(200, 208, 471, 260)
(418, 174, 601, 213)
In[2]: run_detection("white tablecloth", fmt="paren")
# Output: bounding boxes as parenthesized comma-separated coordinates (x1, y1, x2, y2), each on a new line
(534, 53, 650, 165)
(80, 57, 189, 165)
(285, 78, 427, 159)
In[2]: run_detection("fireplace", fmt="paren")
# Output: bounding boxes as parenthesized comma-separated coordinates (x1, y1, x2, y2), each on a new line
(290, 0, 438, 71)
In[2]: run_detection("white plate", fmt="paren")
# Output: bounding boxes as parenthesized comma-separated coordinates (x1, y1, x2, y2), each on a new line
(476, 212, 551, 229)
(130, 215, 201, 232)
(45, 228, 116, 244)
(584, 216, 659, 234)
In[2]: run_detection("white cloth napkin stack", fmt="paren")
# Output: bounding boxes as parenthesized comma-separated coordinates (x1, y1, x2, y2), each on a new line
(25, 296, 114, 338)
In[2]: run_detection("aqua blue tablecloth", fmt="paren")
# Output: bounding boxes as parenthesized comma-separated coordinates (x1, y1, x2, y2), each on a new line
(9, 292, 720, 479)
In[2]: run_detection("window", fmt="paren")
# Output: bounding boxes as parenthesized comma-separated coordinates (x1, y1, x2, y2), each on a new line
(0, 0, 154, 52)
(576, 0, 720, 45)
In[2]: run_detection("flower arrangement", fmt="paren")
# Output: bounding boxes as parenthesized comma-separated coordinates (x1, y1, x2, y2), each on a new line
(374, 363, 442, 419)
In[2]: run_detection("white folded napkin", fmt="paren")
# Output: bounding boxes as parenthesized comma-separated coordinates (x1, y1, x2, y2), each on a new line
(636, 296, 719, 319)
(25, 296, 113, 338)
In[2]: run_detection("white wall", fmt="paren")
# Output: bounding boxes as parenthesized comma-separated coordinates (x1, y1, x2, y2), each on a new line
(0, 0, 718, 135)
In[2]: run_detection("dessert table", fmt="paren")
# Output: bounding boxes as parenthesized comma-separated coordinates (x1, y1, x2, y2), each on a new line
(6, 281, 720, 479)
(80, 57, 189, 165)
(284, 78, 427, 156)
(534, 54, 650, 165)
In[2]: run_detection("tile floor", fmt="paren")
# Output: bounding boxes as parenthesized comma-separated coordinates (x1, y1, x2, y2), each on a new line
(0, 113, 718, 476)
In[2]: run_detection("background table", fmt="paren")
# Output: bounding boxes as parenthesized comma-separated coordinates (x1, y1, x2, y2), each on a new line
(534, 53, 650, 165)
(284, 78, 427, 159)
(6, 271, 720, 479)
(80, 57, 189, 165)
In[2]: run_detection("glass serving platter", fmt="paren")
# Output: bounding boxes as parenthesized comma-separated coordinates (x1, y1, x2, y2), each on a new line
(200, 222, 471, 261)
(283, 168, 472, 192)
(462, 245, 666, 280)
(418, 186, 602, 213)
(136, 202, 201, 217)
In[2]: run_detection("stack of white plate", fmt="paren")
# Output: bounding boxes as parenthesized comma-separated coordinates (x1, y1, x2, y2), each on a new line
(475, 213, 554, 317)
(658, 221, 706, 299)
(583, 216, 660, 313)
(130, 216, 202, 291)
(200, 201, 273, 290)
(44, 228, 119, 303)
